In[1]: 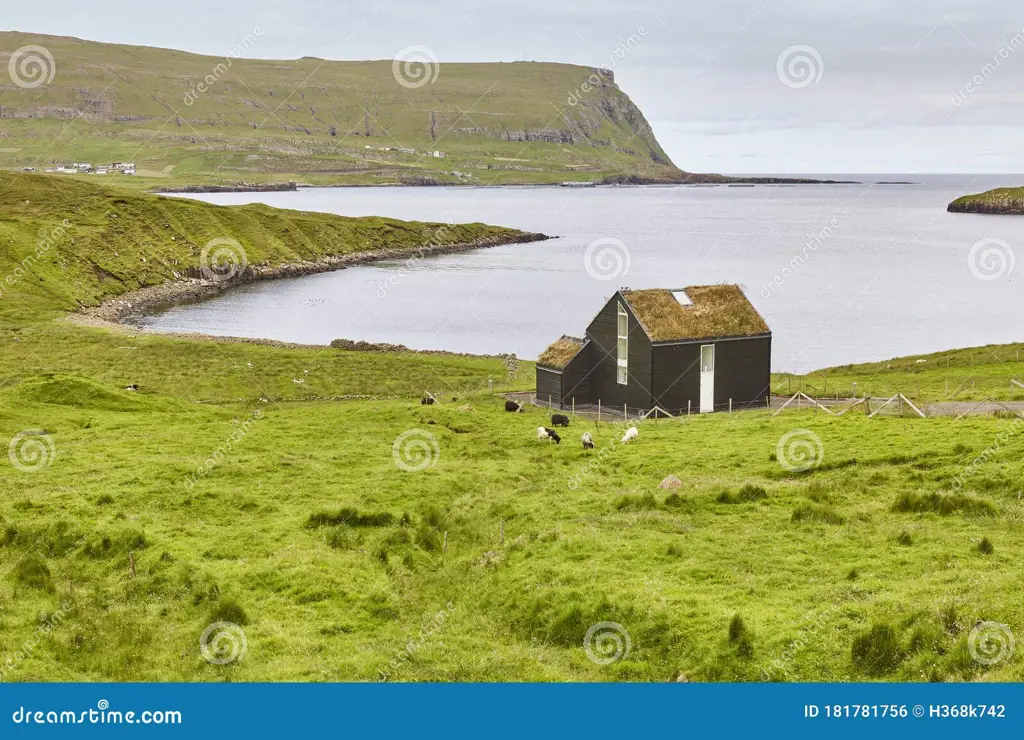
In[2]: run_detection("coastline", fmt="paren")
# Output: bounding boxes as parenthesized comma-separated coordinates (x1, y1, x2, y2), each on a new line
(148, 174, 871, 195)
(71, 230, 550, 329)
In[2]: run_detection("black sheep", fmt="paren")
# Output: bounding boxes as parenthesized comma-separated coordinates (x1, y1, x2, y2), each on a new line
(421, 395, 435, 405)
(542, 427, 561, 444)
(505, 400, 524, 412)
(551, 413, 570, 427)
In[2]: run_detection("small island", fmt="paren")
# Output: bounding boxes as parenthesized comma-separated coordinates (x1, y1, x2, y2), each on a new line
(948, 186, 1024, 214)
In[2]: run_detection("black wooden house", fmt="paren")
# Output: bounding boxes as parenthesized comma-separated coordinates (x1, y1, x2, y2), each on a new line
(536, 285, 771, 414)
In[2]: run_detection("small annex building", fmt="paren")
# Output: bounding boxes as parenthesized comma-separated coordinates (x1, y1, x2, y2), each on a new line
(536, 285, 771, 414)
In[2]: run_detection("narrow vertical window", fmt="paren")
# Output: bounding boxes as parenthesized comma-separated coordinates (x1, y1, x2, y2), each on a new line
(616, 303, 628, 384)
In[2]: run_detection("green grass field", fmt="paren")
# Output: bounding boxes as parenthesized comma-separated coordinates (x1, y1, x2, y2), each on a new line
(773, 344, 1024, 403)
(0, 174, 1022, 682)
(0, 32, 678, 188)
(1, 379, 1022, 681)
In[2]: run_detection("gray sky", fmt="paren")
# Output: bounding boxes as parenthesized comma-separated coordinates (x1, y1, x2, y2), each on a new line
(5, 0, 1024, 173)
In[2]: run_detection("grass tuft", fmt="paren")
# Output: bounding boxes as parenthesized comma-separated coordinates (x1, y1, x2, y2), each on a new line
(851, 623, 903, 676)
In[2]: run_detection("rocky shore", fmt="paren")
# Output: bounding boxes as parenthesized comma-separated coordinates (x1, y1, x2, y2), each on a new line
(152, 182, 298, 194)
(75, 231, 550, 327)
(948, 187, 1024, 215)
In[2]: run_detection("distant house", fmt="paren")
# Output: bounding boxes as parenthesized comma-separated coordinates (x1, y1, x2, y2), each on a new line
(536, 285, 771, 414)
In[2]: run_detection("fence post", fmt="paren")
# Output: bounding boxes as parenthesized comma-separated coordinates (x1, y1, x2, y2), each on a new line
(729, 398, 733, 413)
(687, 400, 691, 416)
(598, 400, 601, 425)
(572, 397, 575, 415)
(624, 403, 627, 420)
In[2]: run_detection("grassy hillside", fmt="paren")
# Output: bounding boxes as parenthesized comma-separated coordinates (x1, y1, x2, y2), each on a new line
(948, 187, 1024, 214)
(1, 379, 1022, 681)
(774, 343, 1024, 403)
(0, 32, 679, 188)
(0, 173, 536, 401)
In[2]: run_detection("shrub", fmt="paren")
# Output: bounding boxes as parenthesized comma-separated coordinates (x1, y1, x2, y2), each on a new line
(897, 529, 914, 546)
(13, 552, 53, 591)
(978, 536, 994, 554)
(851, 623, 903, 676)
(909, 624, 944, 653)
(717, 484, 768, 505)
(210, 598, 249, 626)
(891, 491, 997, 517)
(616, 493, 659, 512)
(791, 503, 845, 525)
(306, 507, 394, 528)
(939, 604, 960, 635)
(728, 614, 753, 658)
(728, 614, 747, 642)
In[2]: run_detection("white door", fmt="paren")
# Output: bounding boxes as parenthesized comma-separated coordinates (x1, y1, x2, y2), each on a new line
(699, 344, 715, 413)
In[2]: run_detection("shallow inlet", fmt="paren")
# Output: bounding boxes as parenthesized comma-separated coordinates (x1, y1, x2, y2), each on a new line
(142, 178, 1024, 374)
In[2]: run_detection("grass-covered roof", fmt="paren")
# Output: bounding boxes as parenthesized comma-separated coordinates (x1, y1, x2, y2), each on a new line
(620, 285, 769, 342)
(537, 335, 586, 369)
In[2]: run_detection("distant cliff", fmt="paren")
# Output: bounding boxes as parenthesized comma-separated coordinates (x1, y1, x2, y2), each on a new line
(0, 32, 680, 187)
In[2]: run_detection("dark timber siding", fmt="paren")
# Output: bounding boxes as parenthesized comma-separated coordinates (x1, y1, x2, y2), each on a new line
(652, 335, 771, 413)
(651, 343, 701, 413)
(585, 295, 652, 410)
(536, 367, 563, 405)
(712, 336, 772, 409)
(561, 343, 593, 407)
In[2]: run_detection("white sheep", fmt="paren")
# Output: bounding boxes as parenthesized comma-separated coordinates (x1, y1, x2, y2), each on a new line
(621, 426, 639, 444)
(581, 432, 594, 450)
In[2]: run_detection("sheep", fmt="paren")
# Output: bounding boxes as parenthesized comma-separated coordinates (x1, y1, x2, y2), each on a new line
(551, 413, 570, 427)
(124, 384, 138, 392)
(621, 426, 639, 444)
(421, 395, 435, 405)
(581, 432, 594, 450)
(505, 400, 524, 412)
(537, 426, 561, 444)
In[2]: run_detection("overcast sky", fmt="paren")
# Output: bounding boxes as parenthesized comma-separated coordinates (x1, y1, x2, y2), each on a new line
(5, 0, 1024, 173)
